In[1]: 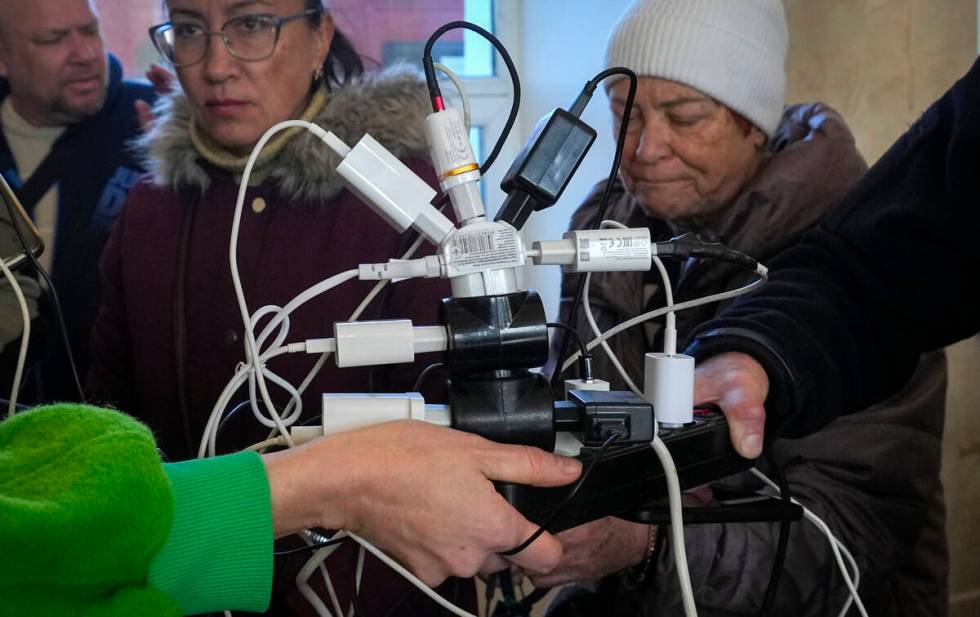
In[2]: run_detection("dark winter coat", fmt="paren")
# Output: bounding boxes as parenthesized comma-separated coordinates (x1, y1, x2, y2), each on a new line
(0, 54, 155, 402)
(686, 57, 980, 436)
(554, 104, 947, 616)
(87, 68, 468, 616)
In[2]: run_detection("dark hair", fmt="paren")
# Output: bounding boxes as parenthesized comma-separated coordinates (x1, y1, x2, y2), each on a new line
(158, 0, 364, 88)
(305, 1, 363, 89)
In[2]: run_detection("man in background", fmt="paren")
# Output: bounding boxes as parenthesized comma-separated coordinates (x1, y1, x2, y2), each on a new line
(0, 0, 155, 402)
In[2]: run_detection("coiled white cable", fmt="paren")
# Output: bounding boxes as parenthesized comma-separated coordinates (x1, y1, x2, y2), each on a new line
(216, 120, 479, 617)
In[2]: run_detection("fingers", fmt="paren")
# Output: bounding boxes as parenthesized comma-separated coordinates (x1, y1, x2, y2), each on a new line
(134, 100, 154, 131)
(477, 555, 510, 579)
(145, 63, 176, 94)
(478, 441, 582, 487)
(501, 517, 564, 575)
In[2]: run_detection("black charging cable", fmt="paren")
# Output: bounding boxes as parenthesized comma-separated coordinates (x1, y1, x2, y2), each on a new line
(546, 321, 593, 382)
(411, 362, 446, 393)
(1, 195, 84, 402)
(500, 431, 621, 557)
(759, 458, 793, 617)
(549, 67, 637, 392)
(423, 21, 521, 176)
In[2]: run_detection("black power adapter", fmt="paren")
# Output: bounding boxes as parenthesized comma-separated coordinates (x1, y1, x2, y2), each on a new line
(554, 389, 655, 446)
(494, 108, 597, 230)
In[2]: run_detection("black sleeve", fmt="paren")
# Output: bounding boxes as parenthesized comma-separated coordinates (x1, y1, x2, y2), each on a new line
(686, 55, 980, 438)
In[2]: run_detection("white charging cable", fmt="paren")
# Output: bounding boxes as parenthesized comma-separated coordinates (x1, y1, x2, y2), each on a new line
(750, 468, 867, 617)
(216, 119, 482, 617)
(433, 63, 471, 130)
(560, 272, 767, 375)
(0, 261, 29, 417)
(579, 219, 697, 616)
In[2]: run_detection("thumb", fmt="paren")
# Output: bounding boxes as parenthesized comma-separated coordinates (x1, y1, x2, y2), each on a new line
(502, 515, 564, 575)
(723, 399, 766, 459)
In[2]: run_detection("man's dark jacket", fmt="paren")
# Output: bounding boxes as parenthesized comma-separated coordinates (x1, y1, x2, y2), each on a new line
(0, 54, 154, 401)
(687, 55, 980, 436)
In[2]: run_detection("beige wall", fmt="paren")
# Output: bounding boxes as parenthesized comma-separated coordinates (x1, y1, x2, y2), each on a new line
(785, 0, 977, 161)
(784, 1, 979, 614)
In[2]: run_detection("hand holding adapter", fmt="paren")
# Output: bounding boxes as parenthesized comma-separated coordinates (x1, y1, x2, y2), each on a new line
(693, 352, 769, 459)
(261, 420, 583, 587)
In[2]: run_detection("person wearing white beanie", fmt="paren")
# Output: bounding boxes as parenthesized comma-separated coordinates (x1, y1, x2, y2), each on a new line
(605, 0, 788, 138)
(530, 1, 950, 615)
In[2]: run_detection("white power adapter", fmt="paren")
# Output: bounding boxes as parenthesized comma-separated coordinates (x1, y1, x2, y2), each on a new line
(644, 352, 694, 427)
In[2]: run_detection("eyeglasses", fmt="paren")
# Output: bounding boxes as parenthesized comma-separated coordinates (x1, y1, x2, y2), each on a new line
(149, 9, 320, 67)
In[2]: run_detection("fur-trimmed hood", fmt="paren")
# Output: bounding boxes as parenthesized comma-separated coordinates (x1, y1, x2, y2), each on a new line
(135, 66, 432, 201)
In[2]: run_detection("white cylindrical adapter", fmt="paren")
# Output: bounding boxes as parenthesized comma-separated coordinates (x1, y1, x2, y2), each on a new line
(424, 108, 486, 222)
(334, 320, 448, 368)
(425, 108, 478, 176)
(322, 393, 433, 435)
(644, 352, 694, 426)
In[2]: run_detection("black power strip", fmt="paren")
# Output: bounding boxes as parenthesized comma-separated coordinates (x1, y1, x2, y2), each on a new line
(497, 410, 756, 531)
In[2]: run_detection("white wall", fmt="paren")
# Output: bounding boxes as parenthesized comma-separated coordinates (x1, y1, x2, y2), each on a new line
(513, 0, 633, 320)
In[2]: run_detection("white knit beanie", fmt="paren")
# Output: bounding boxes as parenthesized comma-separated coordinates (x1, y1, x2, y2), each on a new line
(605, 0, 788, 138)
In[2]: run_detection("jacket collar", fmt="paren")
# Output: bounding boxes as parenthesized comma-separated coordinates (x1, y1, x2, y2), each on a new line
(688, 103, 868, 261)
(135, 65, 432, 202)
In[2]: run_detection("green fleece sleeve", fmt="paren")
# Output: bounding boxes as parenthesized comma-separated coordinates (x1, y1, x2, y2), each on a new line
(150, 451, 272, 615)
(0, 404, 179, 617)
(0, 405, 274, 617)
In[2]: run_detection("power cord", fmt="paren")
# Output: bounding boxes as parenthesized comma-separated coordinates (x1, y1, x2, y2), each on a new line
(0, 193, 84, 402)
(411, 362, 445, 393)
(545, 321, 594, 382)
(559, 269, 768, 375)
(0, 255, 29, 416)
(549, 67, 638, 393)
(750, 468, 867, 617)
(758, 457, 792, 617)
(501, 432, 620, 556)
(422, 21, 520, 175)
(274, 535, 349, 557)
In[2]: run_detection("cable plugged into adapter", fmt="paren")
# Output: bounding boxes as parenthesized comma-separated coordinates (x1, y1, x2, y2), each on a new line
(644, 352, 694, 427)
(494, 107, 597, 230)
(424, 106, 486, 224)
(555, 389, 655, 447)
(654, 232, 760, 271)
(533, 227, 652, 272)
(319, 130, 455, 246)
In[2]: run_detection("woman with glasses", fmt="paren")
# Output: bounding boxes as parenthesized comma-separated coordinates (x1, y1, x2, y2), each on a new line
(87, 0, 484, 614)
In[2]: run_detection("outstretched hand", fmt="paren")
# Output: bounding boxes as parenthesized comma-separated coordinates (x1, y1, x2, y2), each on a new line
(693, 352, 769, 458)
(262, 420, 582, 587)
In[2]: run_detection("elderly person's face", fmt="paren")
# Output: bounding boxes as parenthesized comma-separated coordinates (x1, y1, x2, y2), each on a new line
(610, 77, 766, 226)
(165, 0, 331, 155)
(0, 0, 107, 127)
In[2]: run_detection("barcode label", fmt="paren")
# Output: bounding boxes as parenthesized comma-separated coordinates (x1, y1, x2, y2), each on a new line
(451, 231, 495, 256)
(442, 224, 525, 276)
